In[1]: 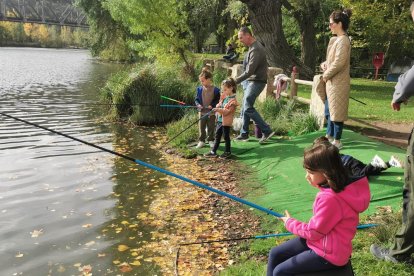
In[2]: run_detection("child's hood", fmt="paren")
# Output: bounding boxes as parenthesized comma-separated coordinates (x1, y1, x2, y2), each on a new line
(338, 176, 370, 213)
(323, 176, 370, 213)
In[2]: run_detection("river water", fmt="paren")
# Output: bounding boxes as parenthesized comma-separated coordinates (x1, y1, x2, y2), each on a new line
(0, 48, 171, 275)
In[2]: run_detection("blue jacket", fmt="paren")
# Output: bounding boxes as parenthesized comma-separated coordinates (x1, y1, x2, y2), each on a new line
(195, 86, 220, 114)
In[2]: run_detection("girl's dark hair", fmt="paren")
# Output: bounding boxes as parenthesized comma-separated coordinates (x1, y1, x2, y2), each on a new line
(330, 8, 352, 32)
(221, 78, 237, 94)
(303, 144, 348, 193)
(199, 67, 213, 79)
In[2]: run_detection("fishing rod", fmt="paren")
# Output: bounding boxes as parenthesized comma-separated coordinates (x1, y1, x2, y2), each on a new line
(159, 109, 214, 148)
(350, 96, 367, 105)
(161, 95, 187, 105)
(178, 223, 378, 246)
(0, 111, 284, 218)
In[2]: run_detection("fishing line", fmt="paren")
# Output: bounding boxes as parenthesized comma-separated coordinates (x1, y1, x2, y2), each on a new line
(159, 109, 214, 149)
(9, 100, 196, 108)
(178, 223, 378, 246)
(0, 111, 284, 218)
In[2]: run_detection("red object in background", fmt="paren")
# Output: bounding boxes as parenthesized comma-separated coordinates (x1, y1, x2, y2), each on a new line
(372, 52, 384, 80)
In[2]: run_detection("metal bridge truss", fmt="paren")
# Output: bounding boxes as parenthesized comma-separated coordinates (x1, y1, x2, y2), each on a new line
(0, 0, 88, 28)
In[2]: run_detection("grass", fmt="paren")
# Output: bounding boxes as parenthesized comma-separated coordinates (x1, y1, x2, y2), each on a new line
(296, 78, 414, 123)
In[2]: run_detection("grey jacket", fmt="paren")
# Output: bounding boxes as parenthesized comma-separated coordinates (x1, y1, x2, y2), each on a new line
(235, 41, 268, 84)
(393, 65, 414, 103)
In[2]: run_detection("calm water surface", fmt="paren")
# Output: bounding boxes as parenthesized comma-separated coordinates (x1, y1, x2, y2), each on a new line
(0, 48, 168, 275)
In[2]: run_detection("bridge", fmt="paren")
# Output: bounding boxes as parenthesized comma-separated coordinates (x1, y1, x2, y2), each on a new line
(0, 0, 88, 28)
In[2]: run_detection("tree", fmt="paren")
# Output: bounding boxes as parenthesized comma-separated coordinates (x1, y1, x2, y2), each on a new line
(342, 0, 414, 67)
(103, 0, 193, 71)
(282, 0, 322, 73)
(239, 0, 314, 79)
(77, 0, 133, 61)
(184, 0, 219, 53)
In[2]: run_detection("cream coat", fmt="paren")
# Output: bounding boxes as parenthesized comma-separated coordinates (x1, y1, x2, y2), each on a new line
(323, 35, 351, 122)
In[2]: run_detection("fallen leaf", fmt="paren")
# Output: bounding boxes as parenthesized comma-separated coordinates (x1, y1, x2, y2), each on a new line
(30, 229, 43, 238)
(81, 265, 92, 274)
(84, 241, 95, 247)
(130, 260, 141, 266)
(118, 244, 129, 252)
(119, 262, 132, 273)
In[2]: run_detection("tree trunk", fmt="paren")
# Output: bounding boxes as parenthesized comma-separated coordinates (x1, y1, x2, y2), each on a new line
(298, 14, 317, 73)
(240, 0, 313, 79)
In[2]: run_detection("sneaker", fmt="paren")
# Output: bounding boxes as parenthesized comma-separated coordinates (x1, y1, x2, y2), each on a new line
(371, 155, 387, 169)
(219, 152, 232, 159)
(370, 244, 398, 263)
(204, 151, 217, 158)
(326, 135, 334, 143)
(331, 140, 343, 150)
(195, 141, 205, 149)
(234, 134, 249, 142)
(259, 131, 275, 144)
(208, 141, 215, 148)
(389, 155, 403, 168)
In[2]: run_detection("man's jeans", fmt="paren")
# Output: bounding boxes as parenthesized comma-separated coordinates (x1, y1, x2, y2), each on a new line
(240, 81, 271, 135)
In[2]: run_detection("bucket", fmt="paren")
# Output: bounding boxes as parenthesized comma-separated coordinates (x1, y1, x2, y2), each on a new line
(254, 124, 262, 138)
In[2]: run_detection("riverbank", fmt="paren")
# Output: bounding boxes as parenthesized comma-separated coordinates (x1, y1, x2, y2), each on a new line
(147, 140, 261, 275)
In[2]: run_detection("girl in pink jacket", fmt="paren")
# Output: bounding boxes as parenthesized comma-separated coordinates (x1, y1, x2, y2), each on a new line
(267, 143, 370, 276)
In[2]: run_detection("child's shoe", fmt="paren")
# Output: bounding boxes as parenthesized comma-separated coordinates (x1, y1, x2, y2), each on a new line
(219, 152, 232, 159)
(371, 155, 388, 168)
(196, 141, 205, 149)
(326, 135, 334, 143)
(389, 156, 403, 168)
(204, 151, 217, 158)
(332, 140, 343, 150)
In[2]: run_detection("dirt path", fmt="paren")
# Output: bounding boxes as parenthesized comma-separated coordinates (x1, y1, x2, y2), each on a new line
(347, 118, 414, 149)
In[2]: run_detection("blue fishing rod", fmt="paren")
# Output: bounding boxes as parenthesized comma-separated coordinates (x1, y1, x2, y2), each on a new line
(0, 111, 283, 218)
(0, 112, 380, 244)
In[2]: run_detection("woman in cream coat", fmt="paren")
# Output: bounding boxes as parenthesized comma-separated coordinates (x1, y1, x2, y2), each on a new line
(321, 9, 352, 149)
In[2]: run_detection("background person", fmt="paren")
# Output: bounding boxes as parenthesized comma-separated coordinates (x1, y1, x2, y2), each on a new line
(321, 9, 352, 149)
(204, 78, 238, 159)
(195, 67, 221, 149)
(234, 26, 274, 144)
(370, 2, 414, 263)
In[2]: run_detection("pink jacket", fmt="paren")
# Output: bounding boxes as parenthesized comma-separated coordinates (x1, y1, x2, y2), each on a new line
(285, 177, 370, 266)
(215, 96, 238, 127)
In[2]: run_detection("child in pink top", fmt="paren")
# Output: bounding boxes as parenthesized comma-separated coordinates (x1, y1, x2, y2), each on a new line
(267, 143, 370, 276)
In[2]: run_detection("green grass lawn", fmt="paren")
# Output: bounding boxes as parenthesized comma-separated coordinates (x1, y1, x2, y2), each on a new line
(297, 78, 414, 123)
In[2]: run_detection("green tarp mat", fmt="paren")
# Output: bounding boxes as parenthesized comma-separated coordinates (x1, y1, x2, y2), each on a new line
(229, 129, 406, 221)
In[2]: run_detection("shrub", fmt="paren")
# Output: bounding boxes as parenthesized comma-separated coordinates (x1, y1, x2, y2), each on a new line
(256, 98, 318, 136)
(101, 63, 194, 125)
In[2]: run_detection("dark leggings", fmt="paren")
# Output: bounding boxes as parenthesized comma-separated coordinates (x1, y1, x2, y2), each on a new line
(212, 123, 231, 153)
(267, 237, 339, 276)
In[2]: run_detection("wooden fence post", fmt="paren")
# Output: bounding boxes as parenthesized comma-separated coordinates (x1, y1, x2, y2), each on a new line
(290, 66, 298, 99)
